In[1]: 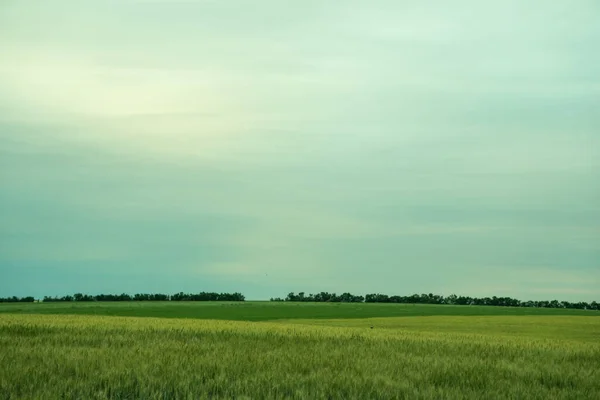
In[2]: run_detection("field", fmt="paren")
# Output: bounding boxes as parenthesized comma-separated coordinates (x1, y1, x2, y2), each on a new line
(0, 301, 596, 320)
(1, 302, 599, 399)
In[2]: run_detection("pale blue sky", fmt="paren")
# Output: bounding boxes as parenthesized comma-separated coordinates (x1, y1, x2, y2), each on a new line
(1, 1, 599, 301)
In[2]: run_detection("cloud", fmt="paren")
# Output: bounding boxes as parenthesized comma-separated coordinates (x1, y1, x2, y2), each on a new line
(1, 0, 599, 300)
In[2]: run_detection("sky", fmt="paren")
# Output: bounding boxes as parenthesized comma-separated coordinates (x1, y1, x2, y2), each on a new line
(1, 0, 599, 301)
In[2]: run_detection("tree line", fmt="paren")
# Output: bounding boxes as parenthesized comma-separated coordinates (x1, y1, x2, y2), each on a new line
(272, 292, 599, 310)
(0, 296, 36, 303)
(0, 292, 245, 303)
(272, 292, 365, 303)
(3, 291, 598, 310)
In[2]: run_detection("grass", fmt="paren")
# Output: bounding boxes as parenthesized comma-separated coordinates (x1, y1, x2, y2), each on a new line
(0, 301, 596, 321)
(1, 303, 599, 399)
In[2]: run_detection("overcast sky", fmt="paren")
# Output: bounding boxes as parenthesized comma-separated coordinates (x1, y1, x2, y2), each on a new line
(1, 0, 599, 301)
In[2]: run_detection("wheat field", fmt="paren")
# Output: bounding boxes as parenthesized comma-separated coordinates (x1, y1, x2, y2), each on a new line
(1, 310, 599, 399)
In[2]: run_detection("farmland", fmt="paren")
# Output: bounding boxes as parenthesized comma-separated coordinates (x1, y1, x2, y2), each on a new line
(1, 302, 599, 399)
(0, 300, 596, 321)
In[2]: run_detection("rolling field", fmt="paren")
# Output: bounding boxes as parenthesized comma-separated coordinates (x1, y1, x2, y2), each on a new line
(1, 303, 599, 399)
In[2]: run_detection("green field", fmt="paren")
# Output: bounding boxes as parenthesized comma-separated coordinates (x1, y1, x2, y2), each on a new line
(0, 301, 596, 320)
(1, 302, 599, 399)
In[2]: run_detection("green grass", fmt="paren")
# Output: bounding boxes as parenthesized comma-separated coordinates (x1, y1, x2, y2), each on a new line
(1, 303, 599, 399)
(0, 301, 596, 321)
(282, 315, 600, 342)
